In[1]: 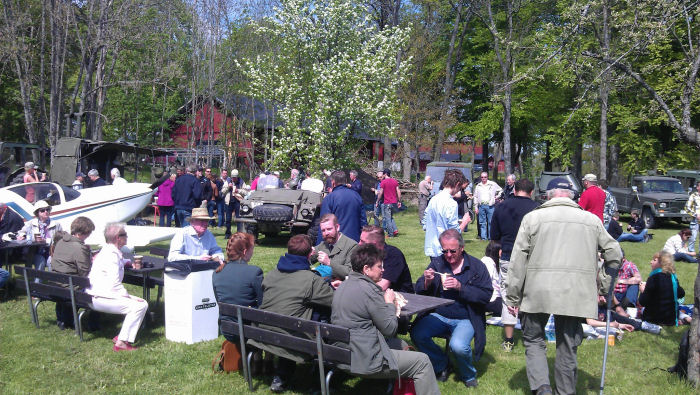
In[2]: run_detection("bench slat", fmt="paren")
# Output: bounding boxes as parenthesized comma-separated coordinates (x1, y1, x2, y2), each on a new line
(219, 303, 349, 343)
(220, 320, 351, 365)
(15, 266, 91, 288)
(24, 282, 93, 306)
(149, 247, 169, 259)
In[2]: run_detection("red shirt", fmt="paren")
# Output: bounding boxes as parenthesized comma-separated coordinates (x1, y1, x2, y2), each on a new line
(578, 185, 605, 222)
(380, 177, 399, 204)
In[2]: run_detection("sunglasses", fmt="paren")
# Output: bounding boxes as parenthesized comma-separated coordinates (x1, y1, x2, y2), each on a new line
(118, 232, 128, 237)
(442, 248, 460, 254)
(37, 208, 51, 213)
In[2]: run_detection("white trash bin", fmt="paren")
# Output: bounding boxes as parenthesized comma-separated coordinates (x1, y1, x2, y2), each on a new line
(164, 269, 219, 344)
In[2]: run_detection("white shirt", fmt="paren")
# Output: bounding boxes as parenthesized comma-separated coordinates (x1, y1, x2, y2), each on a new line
(481, 256, 501, 302)
(423, 189, 460, 257)
(112, 176, 128, 185)
(663, 234, 688, 254)
(473, 180, 502, 206)
(87, 243, 129, 299)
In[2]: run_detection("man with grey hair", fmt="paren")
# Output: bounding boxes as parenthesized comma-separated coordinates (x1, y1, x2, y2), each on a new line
(499, 174, 516, 201)
(87, 169, 106, 187)
(505, 177, 621, 395)
(346, 170, 362, 195)
(87, 223, 148, 351)
(412, 228, 492, 388)
(110, 168, 127, 185)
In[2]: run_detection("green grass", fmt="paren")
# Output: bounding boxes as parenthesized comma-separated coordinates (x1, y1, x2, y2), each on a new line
(1, 209, 697, 394)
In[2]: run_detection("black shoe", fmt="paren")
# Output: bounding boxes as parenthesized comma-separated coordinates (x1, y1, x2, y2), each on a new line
(270, 376, 286, 393)
(464, 378, 478, 388)
(57, 321, 66, 330)
(436, 368, 449, 382)
(534, 384, 553, 395)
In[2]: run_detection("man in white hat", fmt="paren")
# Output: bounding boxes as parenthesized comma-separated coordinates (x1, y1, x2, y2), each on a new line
(23, 161, 46, 183)
(18, 200, 63, 270)
(168, 207, 224, 262)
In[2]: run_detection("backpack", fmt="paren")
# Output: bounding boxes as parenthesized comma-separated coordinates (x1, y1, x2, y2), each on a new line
(668, 329, 689, 379)
(212, 340, 241, 373)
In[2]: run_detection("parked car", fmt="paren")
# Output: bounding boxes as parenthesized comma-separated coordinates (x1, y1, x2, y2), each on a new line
(608, 175, 690, 228)
(0, 142, 45, 186)
(665, 169, 700, 193)
(236, 186, 323, 240)
(425, 162, 473, 196)
(534, 171, 582, 202)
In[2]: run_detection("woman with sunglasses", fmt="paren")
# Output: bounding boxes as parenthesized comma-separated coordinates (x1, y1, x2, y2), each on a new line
(87, 223, 148, 351)
(18, 200, 63, 270)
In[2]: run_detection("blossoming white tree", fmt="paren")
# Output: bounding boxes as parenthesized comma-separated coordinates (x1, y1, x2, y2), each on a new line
(238, 0, 410, 173)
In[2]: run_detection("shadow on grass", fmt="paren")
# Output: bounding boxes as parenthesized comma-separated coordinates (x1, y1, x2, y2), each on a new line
(507, 356, 600, 393)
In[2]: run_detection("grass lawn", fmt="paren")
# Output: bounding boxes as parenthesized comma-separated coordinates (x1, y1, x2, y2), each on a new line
(1, 208, 696, 394)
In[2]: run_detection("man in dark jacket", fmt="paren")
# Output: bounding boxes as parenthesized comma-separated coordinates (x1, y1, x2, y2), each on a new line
(317, 170, 367, 243)
(410, 229, 492, 388)
(490, 178, 539, 352)
(608, 212, 623, 240)
(171, 164, 203, 227)
(87, 169, 106, 187)
(0, 202, 24, 236)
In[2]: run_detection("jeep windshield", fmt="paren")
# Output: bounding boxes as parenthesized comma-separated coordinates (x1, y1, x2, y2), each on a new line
(642, 180, 685, 194)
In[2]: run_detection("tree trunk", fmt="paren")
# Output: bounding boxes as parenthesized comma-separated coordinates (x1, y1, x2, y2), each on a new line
(402, 140, 411, 181)
(609, 143, 619, 186)
(689, 265, 700, 385)
(598, 0, 610, 182)
(501, 86, 512, 174)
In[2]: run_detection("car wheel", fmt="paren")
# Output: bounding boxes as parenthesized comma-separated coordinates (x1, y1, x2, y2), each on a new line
(642, 207, 656, 229)
(253, 204, 294, 222)
(245, 223, 258, 241)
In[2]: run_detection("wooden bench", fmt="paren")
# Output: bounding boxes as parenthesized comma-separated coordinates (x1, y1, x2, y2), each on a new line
(218, 303, 351, 395)
(14, 266, 92, 341)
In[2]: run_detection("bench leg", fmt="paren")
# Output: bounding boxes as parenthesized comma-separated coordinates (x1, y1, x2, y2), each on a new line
(315, 326, 328, 395)
(325, 369, 334, 394)
(247, 351, 255, 391)
(77, 309, 87, 341)
(32, 299, 42, 328)
(155, 285, 163, 310)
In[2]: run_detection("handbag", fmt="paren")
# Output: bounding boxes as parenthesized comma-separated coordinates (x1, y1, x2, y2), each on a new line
(212, 340, 242, 373)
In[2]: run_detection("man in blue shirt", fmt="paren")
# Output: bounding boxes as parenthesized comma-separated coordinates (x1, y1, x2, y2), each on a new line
(423, 169, 471, 257)
(171, 164, 203, 227)
(168, 207, 224, 262)
(347, 170, 362, 195)
(317, 171, 367, 243)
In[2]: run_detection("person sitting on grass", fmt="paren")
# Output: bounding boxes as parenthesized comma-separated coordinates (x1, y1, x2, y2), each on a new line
(614, 250, 642, 309)
(662, 228, 698, 263)
(607, 212, 623, 240)
(86, 223, 148, 351)
(639, 251, 686, 326)
(480, 240, 503, 317)
(587, 293, 661, 334)
(331, 243, 440, 395)
(616, 209, 648, 242)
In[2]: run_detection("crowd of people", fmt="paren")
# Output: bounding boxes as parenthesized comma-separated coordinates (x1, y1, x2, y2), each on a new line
(2, 163, 698, 394)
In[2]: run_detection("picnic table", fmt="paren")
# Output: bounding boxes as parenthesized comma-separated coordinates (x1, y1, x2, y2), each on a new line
(124, 255, 166, 301)
(398, 292, 454, 317)
(0, 240, 46, 271)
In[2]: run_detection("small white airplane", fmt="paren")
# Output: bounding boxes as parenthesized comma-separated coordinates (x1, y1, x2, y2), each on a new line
(0, 182, 178, 248)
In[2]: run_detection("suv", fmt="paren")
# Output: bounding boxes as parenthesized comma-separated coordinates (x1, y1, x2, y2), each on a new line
(236, 187, 323, 240)
(608, 175, 690, 228)
(535, 171, 582, 202)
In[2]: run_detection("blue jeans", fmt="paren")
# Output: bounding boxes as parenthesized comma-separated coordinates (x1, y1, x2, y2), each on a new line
(159, 206, 173, 227)
(410, 313, 477, 382)
(373, 203, 382, 226)
(0, 268, 9, 288)
(674, 252, 698, 263)
(478, 204, 494, 239)
(206, 200, 217, 226)
(615, 284, 639, 306)
(382, 203, 398, 235)
(690, 222, 698, 253)
(216, 200, 225, 227)
(176, 209, 191, 227)
(617, 229, 647, 242)
(225, 200, 242, 237)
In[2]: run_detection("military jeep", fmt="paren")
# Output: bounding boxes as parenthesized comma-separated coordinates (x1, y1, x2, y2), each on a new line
(235, 187, 323, 240)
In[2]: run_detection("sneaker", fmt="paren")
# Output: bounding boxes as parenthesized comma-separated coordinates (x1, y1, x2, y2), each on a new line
(436, 368, 449, 382)
(535, 384, 553, 395)
(270, 376, 286, 393)
(464, 378, 478, 388)
(501, 340, 514, 352)
(641, 321, 661, 334)
(393, 230, 399, 237)
(643, 234, 650, 243)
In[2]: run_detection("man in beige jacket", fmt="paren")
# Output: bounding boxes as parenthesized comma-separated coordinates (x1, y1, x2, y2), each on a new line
(505, 177, 621, 395)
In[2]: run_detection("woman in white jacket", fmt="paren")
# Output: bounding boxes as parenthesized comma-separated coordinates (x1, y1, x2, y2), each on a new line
(18, 200, 63, 270)
(87, 223, 148, 351)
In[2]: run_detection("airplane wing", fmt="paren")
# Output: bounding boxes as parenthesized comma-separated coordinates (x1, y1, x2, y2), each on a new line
(85, 225, 179, 248)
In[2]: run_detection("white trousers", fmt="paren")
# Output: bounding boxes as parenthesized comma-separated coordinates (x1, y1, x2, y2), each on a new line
(91, 295, 148, 343)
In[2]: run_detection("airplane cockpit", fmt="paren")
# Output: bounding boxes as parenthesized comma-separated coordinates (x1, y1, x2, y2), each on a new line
(5, 182, 79, 206)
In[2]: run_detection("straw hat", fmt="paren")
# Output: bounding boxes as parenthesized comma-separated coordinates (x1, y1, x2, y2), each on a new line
(188, 207, 214, 221)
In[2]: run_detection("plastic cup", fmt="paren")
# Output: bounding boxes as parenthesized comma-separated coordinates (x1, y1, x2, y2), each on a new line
(34, 231, 43, 243)
(133, 255, 143, 270)
(440, 273, 451, 290)
(626, 307, 637, 319)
